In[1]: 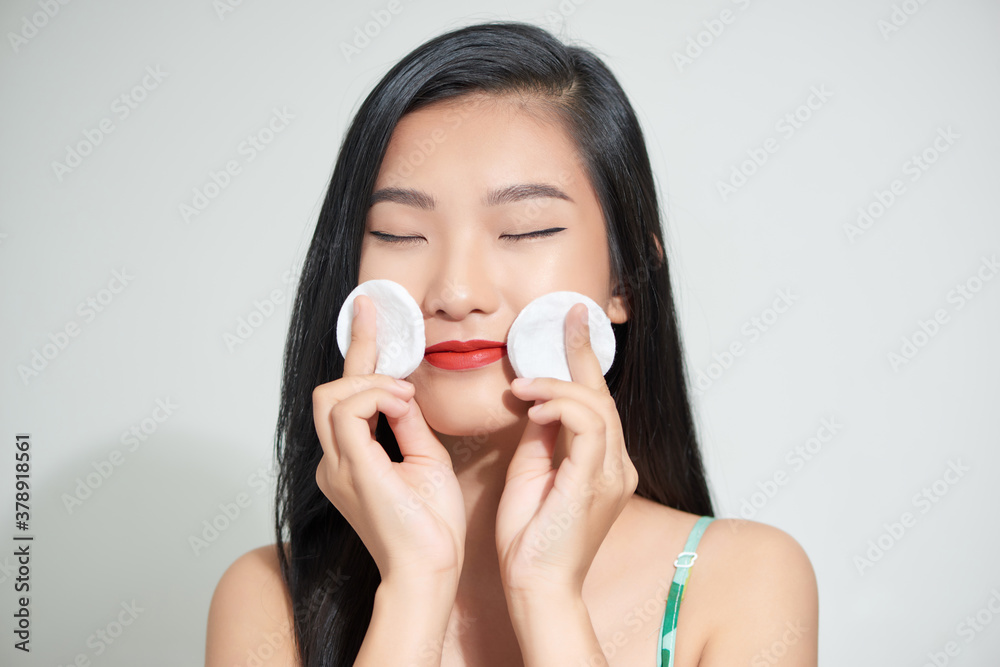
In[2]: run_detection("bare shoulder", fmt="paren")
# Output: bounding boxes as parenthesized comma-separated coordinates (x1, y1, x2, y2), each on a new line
(697, 518, 819, 666)
(205, 542, 299, 667)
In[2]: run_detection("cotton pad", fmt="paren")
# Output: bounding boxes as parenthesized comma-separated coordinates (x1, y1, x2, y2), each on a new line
(336, 279, 425, 379)
(507, 291, 616, 381)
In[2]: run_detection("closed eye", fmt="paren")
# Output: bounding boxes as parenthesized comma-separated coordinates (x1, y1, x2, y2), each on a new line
(368, 231, 423, 245)
(368, 227, 566, 245)
(501, 227, 566, 241)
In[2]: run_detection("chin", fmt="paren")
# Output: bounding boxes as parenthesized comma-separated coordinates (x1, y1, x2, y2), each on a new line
(412, 372, 528, 442)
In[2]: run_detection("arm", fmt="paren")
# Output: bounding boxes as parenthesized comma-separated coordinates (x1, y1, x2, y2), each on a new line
(312, 294, 468, 664)
(499, 307, 639, 667)
(205, 546, 459, 667)
(205, 544, 298, 667)
(699, 520, 819, 667)
(355, 576, 459, 667)
(507, 588, 609, 667)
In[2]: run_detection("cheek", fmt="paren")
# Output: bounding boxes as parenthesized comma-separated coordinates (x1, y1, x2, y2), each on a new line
(356, 247, 410, 285)
(357, 245, 373, 281)
(542, 238, 611, 294)
(503, 246, 567, 290)
(573, 232, 613, 294)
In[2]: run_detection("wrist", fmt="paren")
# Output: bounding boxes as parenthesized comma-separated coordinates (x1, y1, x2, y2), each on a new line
(502, 569, 583, 604)
(505, 589, 601, 665)
(379, 570, 460, 602)
(362, 572, 458, 666)
(505, 582, 583, 614)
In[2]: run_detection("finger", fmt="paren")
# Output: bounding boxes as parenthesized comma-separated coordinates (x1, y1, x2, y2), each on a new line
(564, 302, 610, 395)
(510, 376, 616, 420)
(511, 376, 623, 474)
(313, 378, 414, 448)
(325, 388, 409, 482)
(382, 396, 455, 470)
(320, 374, 415, 406)
(314, 452, 344, 504)
(526, 397, 606, 483)
(343, 293, 378, 377)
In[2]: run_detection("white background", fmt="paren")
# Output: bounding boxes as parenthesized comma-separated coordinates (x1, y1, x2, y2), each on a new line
(1, 0, 998, 665)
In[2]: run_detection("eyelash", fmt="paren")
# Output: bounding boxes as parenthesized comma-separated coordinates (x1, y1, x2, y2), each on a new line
(369, 227, 566, 245)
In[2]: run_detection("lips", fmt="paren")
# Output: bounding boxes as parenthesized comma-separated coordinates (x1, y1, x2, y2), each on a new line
(424, 339, 507, 370)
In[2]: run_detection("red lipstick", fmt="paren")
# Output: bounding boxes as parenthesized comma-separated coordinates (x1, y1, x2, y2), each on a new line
(424, 339, 507, 370)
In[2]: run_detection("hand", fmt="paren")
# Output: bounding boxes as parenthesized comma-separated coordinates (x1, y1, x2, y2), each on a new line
(313, 294, 466, 587)
(496, 303, 639, 598)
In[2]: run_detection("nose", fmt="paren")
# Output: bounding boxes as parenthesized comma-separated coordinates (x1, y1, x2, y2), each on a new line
(421, 238, 500, 321)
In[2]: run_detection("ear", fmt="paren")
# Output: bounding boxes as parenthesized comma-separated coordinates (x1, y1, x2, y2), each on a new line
(651, 233, 664, 266)
(606, 283, 629, 324)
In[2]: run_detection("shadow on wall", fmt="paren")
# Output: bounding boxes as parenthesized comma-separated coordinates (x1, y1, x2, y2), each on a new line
(3, 430, 276, 666)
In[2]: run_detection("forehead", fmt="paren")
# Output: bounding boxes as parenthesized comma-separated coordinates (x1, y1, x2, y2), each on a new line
(374, 94, 590, 199)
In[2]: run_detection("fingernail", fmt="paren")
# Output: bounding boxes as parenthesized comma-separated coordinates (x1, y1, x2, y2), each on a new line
(394, 378, 412, 388)
(353, 298, 360, 317)
(511, 377, 532, 389)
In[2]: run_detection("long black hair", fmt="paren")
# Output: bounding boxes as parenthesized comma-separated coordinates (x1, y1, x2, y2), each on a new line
(273, 19, 714, 666)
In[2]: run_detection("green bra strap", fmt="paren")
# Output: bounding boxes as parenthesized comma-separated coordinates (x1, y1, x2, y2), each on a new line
(658, 515, 715, 667)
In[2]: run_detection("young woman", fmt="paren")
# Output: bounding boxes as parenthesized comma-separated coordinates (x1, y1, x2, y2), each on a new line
(206, 20, 818, 667)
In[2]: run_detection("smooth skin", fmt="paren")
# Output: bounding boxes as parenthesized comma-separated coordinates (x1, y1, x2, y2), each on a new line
(205, 93, 819, 666)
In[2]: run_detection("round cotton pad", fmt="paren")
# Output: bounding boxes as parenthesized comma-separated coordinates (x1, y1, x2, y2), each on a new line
(507, 291, 616, 381)
(336, 279, 425, 379)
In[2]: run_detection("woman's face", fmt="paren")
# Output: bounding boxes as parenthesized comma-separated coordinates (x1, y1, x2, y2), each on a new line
(359, 94, 628, 439)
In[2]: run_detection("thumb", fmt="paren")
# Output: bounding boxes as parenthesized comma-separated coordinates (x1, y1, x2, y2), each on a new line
(496, 417, 559, 551)
(505, 415, 559, 483)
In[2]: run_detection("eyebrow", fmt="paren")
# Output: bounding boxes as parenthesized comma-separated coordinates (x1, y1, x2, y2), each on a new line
(369, 182, 573, 210)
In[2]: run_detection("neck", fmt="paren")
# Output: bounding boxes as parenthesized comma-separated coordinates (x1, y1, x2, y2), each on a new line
(435, 418, 524, 607)
(433, 417, 637, 611)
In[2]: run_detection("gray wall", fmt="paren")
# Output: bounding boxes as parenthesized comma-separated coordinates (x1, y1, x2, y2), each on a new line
(1, 0, 998, 665)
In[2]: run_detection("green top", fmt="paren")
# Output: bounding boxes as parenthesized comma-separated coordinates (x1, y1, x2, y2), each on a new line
(658, 515, 715, 667)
